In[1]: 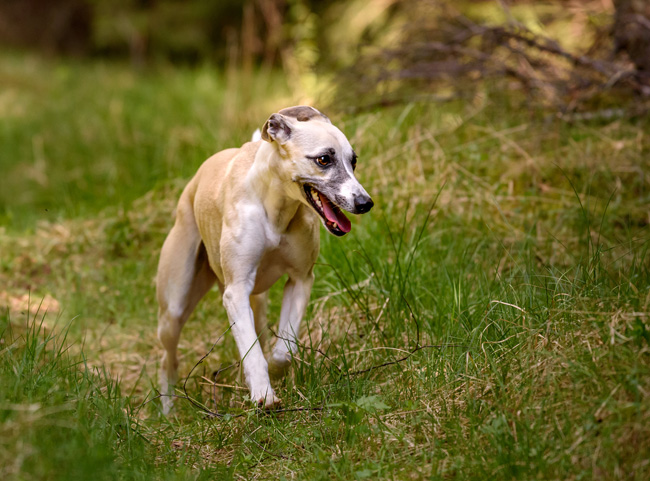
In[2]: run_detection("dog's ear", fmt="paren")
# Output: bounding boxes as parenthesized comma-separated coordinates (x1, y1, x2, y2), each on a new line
(261, 113, 292, 144)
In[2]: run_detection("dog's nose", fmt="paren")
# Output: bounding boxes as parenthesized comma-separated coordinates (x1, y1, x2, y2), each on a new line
(355, 195, 374, 214)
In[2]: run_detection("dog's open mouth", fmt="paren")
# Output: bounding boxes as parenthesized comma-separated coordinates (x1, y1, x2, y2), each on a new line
(303, 185, 351, 236)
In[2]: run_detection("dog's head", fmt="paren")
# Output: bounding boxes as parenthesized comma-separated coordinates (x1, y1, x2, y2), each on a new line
(261, 106, 373, 236)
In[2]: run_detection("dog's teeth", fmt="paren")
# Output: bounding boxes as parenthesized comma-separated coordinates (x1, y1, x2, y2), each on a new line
(332, 222, 338, 228)
(311, 191, 321, 207)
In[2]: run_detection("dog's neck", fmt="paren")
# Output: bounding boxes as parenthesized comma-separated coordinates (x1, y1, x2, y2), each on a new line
(248, 142, 304, 233)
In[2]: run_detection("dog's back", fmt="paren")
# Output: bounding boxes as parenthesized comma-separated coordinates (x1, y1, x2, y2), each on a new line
(182, 142, 259, 210)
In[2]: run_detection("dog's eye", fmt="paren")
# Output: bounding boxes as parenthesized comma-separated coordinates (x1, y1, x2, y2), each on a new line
(316, 155, 331, 166)
(351, 157, 357, 171)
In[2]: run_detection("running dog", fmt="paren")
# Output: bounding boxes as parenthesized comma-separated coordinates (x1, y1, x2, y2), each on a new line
(156, 106, 373, 412)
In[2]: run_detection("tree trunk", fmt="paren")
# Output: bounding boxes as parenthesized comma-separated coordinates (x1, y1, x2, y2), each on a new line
(0, 0, 91, 56)
(613, 0, 650, 72)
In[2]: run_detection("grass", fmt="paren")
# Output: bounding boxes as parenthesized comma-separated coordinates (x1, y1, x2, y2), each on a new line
(1, 52, 649, 479)
(0, 52, 291, 228)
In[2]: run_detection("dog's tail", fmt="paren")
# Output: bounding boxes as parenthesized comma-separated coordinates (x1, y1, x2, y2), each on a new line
(251, 128, 262, 142)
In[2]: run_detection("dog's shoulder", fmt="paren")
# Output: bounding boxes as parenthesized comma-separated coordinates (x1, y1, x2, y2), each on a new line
(238, 139, 262, 157)
(197, 147, 240, 177)
(193, 142, 260, 194)
(200, 142, 259, 173)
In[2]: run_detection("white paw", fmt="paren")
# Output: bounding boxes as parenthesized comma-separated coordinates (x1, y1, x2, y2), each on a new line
(250, 385, 281, 410)
(159, 371, 177, 416)
(161, 394, 174, 415)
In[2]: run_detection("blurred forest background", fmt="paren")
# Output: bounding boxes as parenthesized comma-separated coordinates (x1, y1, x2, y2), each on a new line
(3, 0, 650, 227)
(1, 0, 650, 107)
(0, 0, 380, 70)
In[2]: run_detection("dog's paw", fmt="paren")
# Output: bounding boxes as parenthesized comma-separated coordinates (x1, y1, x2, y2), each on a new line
(159, 374, 176, 416)
(161, 396, 174, 416)
(250, 387, 281, 410)
(256, 395, 282, 411)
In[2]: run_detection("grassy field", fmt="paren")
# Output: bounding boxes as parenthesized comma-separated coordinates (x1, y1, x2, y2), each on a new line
(1, 52, 649, 480)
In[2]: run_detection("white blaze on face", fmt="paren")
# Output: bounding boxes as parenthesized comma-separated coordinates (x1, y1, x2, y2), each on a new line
(335, 147, 369, 209)
(320, 125, 364, 203)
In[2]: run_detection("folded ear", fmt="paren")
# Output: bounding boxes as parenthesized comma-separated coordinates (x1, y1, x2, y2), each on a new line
(261, 113, 292, 144)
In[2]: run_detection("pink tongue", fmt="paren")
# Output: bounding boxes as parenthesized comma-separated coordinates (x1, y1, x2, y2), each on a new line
(320, 193, 351, 233)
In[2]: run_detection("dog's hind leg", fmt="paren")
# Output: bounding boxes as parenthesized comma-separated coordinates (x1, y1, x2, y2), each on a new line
(269, 271, 314, 378)
(156, 202, 216, 414)
(250, 292, 269, 351)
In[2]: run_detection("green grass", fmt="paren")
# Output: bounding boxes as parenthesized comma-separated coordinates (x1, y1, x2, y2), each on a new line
(1, 52, 649, 480)
(0, 52, 291, 229)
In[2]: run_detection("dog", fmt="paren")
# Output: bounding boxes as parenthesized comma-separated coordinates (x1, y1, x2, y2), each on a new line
(156, 106, 373, 413)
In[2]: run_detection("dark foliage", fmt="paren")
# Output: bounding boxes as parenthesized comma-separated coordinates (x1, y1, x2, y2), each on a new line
(0, 0, 92, 55)
(0, 0, 335, 65)
(335, 1, 650, 115)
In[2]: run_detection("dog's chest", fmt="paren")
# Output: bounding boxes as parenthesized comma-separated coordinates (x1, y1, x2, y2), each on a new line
(252, 226, 318, 294)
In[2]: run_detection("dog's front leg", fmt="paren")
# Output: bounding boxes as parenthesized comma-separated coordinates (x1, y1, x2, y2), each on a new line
(222, 282, 280, 408)
(269, 272, 314, 378)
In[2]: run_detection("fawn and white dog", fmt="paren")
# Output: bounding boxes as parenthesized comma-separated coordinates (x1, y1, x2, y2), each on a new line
(156, 106, 373, 412)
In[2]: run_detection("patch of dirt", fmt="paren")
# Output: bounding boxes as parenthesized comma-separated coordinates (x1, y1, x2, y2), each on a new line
(0, 291, 60, 317)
